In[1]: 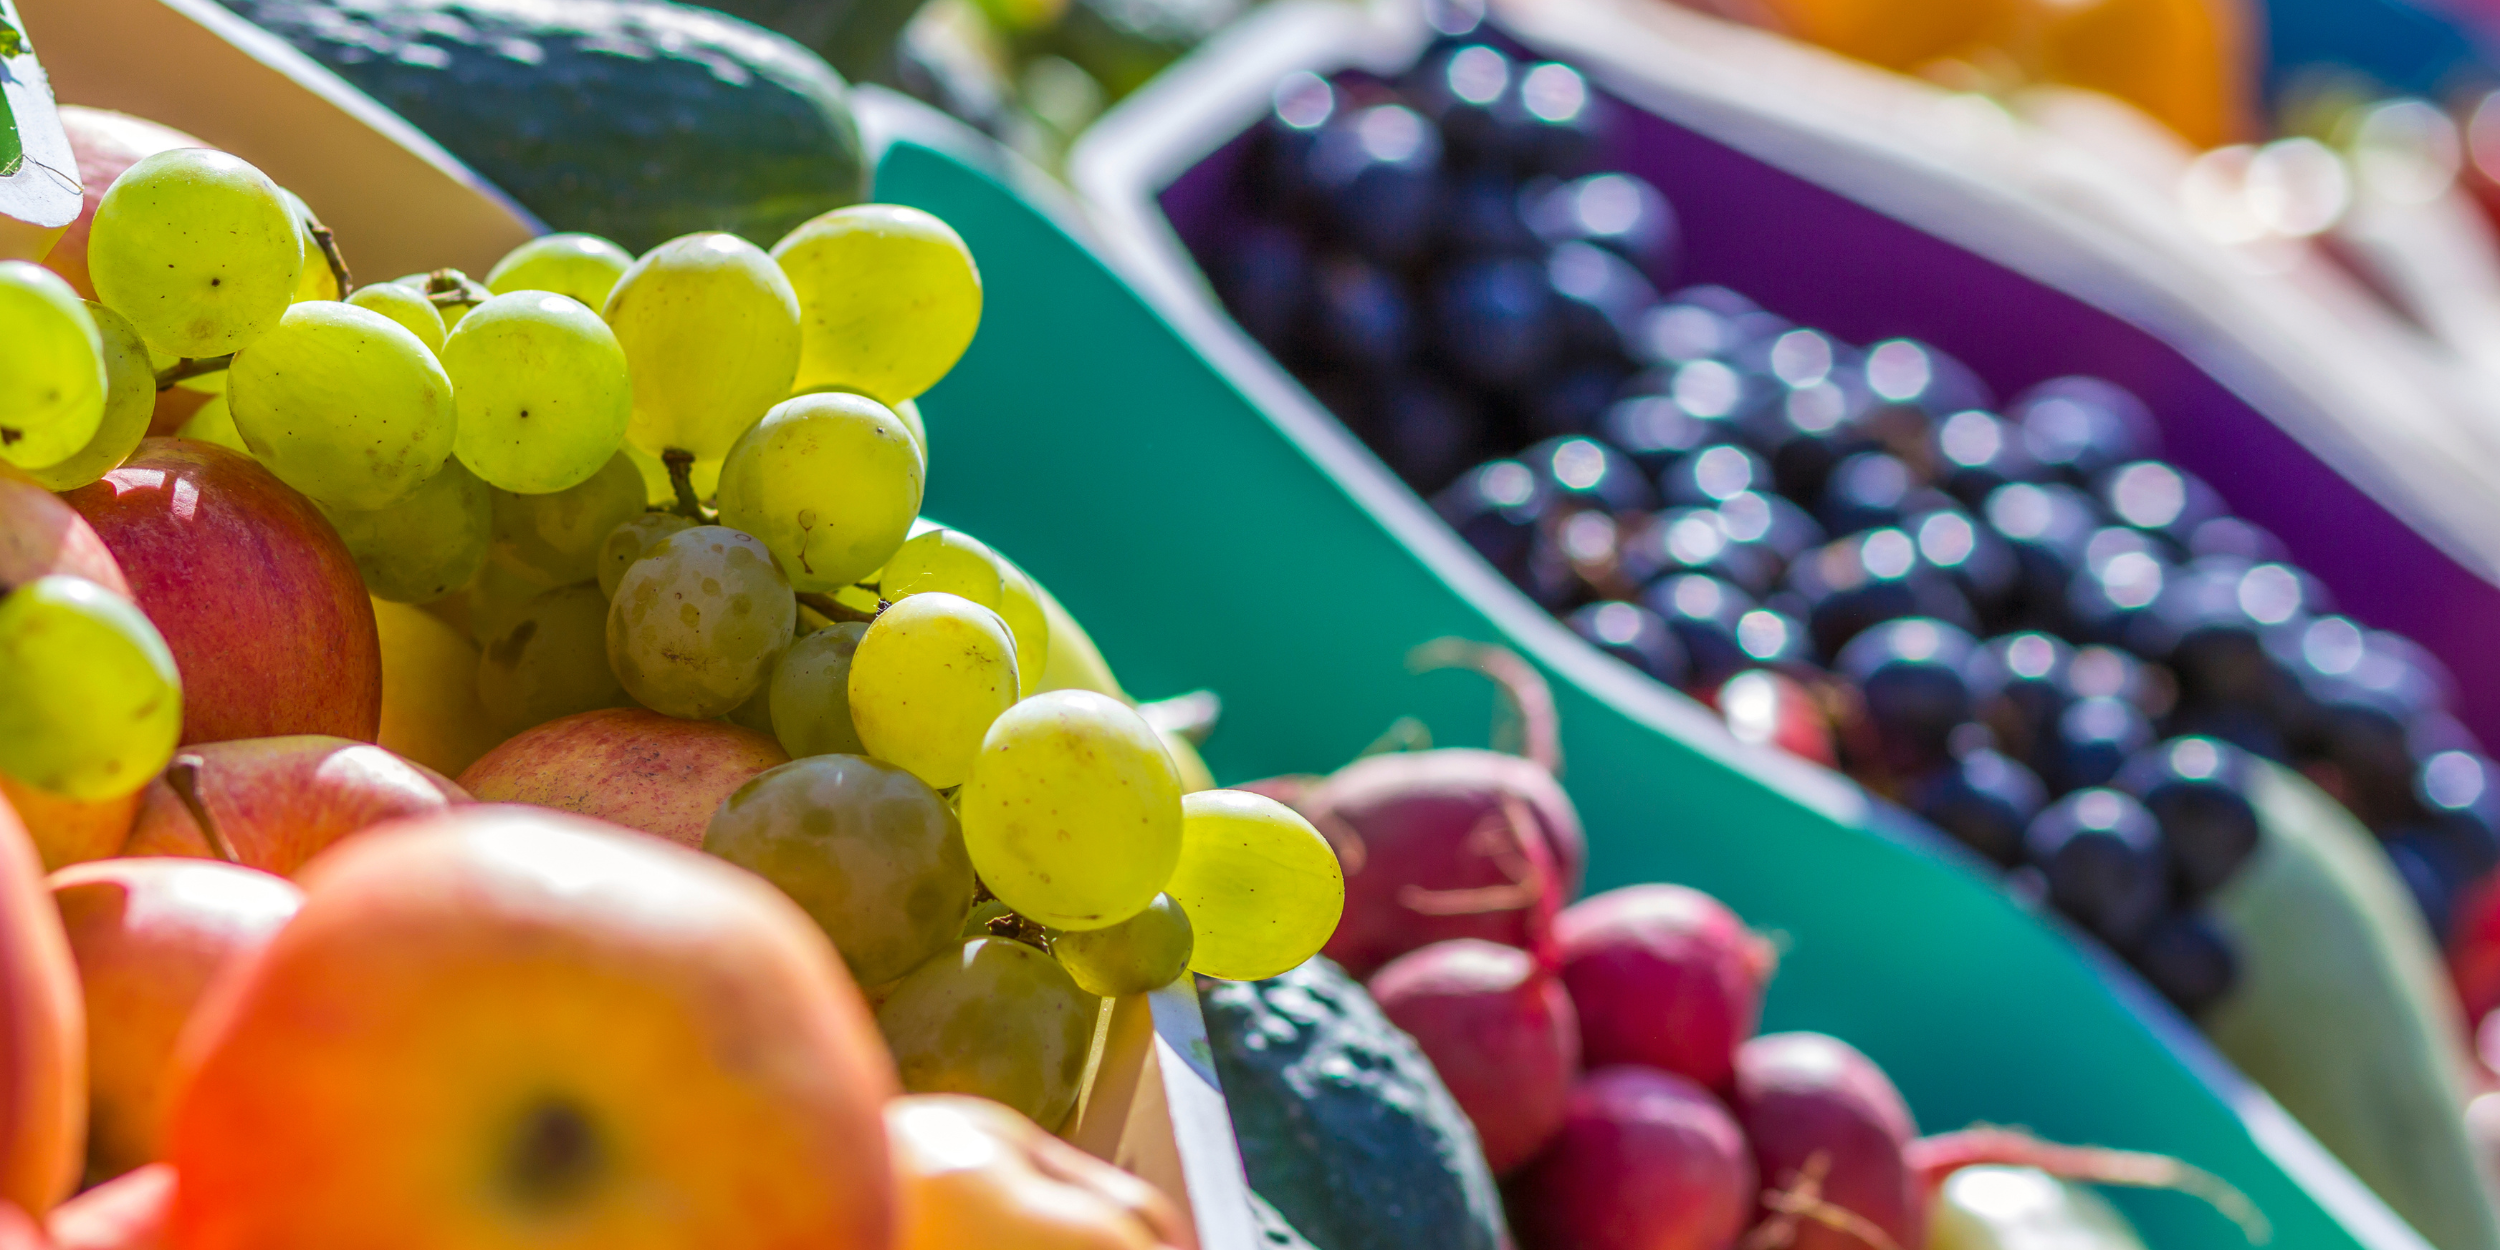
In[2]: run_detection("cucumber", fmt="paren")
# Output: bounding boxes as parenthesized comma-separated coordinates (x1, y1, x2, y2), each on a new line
(212, 0, 866, 253)
(2203, 763, 2500, 1250)
(1202, 956, 1507, 1250)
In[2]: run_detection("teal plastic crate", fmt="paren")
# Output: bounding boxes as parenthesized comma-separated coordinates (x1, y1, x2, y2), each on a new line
(854, 88, 2429, 1250)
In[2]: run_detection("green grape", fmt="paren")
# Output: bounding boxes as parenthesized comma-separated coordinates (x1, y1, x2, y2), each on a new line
(487, 232, 634, 310)
(605, 232, 800, 459)
(606, 525, 795, 719)
(994, 558, 1051, 699)
(321, 458, 493, 603)
(959, 690, 1182, 931)
(477, 582, 632, 735)
(597, 511, 698, 599)
(723, 681, 775, 735)
(446, 291, 633, 493)
(467, 549, 563, 647)
(1053, 894, 1193, 997)
(875, 938, 1097, 1127)
(489, 450, 647, 587)
(26, 303, 154, 491)
(1165, 789, 1346, 981)
(768, 620, 868, 758)
(0, 575, 182, 801)
(175, 395, 247, 455)
(387, 270, 486, 331)
(228, 301, 454, 510)
(773, 204, 981, 403)
(878, 527, 1003, 607)
(87, 149, 301, 358)
(0, 261, 107, 471)
(846, 592, 1017, 790)
(714, 392, 920, 593)
(345, 282, 446, 355)
(796, 384, 927, 467)
(280, 189, 338, 303)
(705, 754, 975, 986)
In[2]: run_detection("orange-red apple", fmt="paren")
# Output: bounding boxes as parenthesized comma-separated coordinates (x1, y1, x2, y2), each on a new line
(0, 792, 84, 1217)
(888, 1095, 1186, 1250)
(0, 1201, 45, 1250)
(0, 776, 136, 874)
(0, 464, 127, 599)
(458, 708, 788, 848)
(50, 861, 301, 1180)
(47, 1162, 172, 1250)
(119, 738, 464, 878)
(63, 442, 381, 746)
(166, 805, 897, 1250)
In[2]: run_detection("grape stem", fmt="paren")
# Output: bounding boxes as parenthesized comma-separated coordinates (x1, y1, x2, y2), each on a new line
(796, 591, 882, 625)
(419, 268, 490, 313)
(660, 449, 711, 521)
(309, 218, 354, 297)
(155, 355, 234, 392)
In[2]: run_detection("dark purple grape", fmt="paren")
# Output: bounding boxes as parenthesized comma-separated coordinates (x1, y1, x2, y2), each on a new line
(1970, 631, 2073, 763)
(1817, 452, 1918, 535)
(2011, 376, 2158, 484)
(1908, 506, 2018, 624)
(1787, 528, 1977, 660)
(1436, 459, 1546, 587)
(1308, 105, 1444, 266)
(1526, 172, 1680, 273)
(1601, 395, 1719, 470)
(1717, 490, 1826, 564)
(1404, 42, 1513, 169)
(2189, 516, 2288, 563)
(1546, 242, 1653, 360)
(1932, 409, 2043, 506)
(1212, 221, 1313, 352)
(2038, 696, 2155, 794)
(1527, 361, 1636, 440)
(1310, 255, 1414, 373)
(1524, 435, 1653, 514)
(1909, 748, 2047, 867)
(1644, 573, 1756, 688)
(1658, 442, 1772, 507)
(1983, 481, 2101, 633)
(2384, 836, 2463, 942)
(1631, 298, 1737, 365)
(1568, 600, 1691, 687)
(1250, 71, 1338, 214)
(2094, 461, 2225, 551)
(1429, 256, 1559, 387)
(2064, 535, 2171, 651)
(1494, 60, 1604, 176)
(1438, 170, 1541, 255)
(1836, 617, 1979, 777)
(1371, 374, 1486, 493)
(2025, 788, 2168, 946)
(1733, 605, 1815, 670)
(2129, 910, 2237, 1016)
(1619, 509, 1780, 599)
(2116, 737, 2261, 899)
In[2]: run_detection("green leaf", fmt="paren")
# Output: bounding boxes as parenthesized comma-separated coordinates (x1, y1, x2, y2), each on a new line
(0, 18, 24, 59)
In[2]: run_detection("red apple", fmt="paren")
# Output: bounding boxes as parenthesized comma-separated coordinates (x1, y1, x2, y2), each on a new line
(0, 791, 84, 1218)
(1, 464, 128, 599)
(458, 708, 788, 848)
(120, 738, 465, 878)
(63, 441, 381, 746)
(0, 1202, 45, 1250)
(47, 1162, 172, 1250)
(51, 861, 302, 1180)
(39, 108, 205, 302)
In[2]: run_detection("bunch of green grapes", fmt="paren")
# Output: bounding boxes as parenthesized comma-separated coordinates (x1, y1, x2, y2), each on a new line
(0, 576, 183, 801)
(606, 233, 801, 461)
(874, 937, 1097, 1127)
(847, 592, 1019, 790)
(958, 690, 1182, 931)
(227, 301, 455, 511)
(716, 392, 923, 593)
(444, 292, 632, 493)
(605, 525, 796, 719)
(320, 459, 492, 604)
(704, 754, 974, 987)
(0, 262, 108, 472)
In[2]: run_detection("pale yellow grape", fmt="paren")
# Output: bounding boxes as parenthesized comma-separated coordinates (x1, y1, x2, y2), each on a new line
(847, 593, 1017, 790)
(88, 149, 301, 357)
(280, 189, 338, 303)
(597, 511, 698, 599)
(878, 528, 1003, 607)
(488, 232, 634, 310)
(875, 938, 1096, 1126)
(0, 575, 182, 801)
(1165, 789, 1345, 981)
(716, 392, 922, 592)
(768, 620, 869, 758)
(467, 550, 562, 647)
(346, 282, 446, 355)
(958, 690, 1182, 931)
(175, 395, 246, 455)
(447, 291, 633, 493)
(796, 383, 927, 466)
(321, 459, 492, 603)
(1031, 568, 1124, 699)
(0, 261, 107, 470)
(774, 204, 981, 402)
(605, 232, 800, 458)
(477, 582, 633, 735)
(704, 753, 974, 986)
(26, 303, 154, 491)
(1053, 893, 1193, 997)
(994, 559, 1051, 697)
(228, 301, 455, 510)
(605, 525, 796, 719)
(490, 450, 648, 587)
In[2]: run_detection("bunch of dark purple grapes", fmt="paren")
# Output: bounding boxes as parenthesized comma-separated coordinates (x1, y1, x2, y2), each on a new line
(1198, 32, 2500, 1016)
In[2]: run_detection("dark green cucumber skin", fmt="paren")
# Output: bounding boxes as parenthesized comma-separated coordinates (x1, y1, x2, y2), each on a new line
(1203, 958, 1507, 1250)
(215, 0, 866, 253)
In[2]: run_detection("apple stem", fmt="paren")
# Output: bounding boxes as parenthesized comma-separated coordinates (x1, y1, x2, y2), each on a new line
(796, 591, 882, 625)
(154, 356, 233, 392)
(164, 755, 242, 865)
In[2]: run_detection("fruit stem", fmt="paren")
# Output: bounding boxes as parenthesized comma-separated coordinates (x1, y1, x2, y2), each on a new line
(155, 355, 233, 392)
(1743, 1152, 1903, 1250)
(796, 591, 882, 624)
(661, 449, 709, 521)
(310, 219, 354, 297)
(1407, 640, 1562, 775)
(164, 755, 242, 865)
(420, 268, 489, 313)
